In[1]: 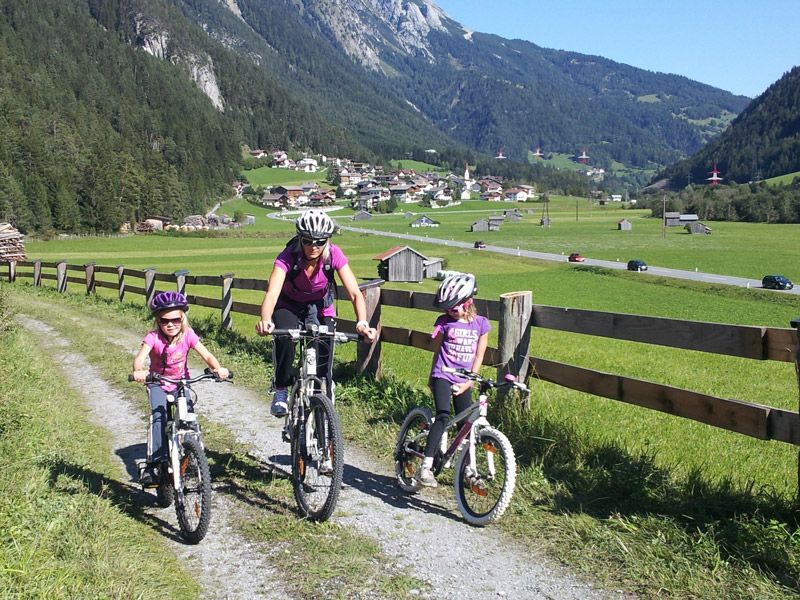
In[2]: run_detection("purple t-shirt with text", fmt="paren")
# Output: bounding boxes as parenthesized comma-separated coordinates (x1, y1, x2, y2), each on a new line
(430, 314, 491, 383)
(274, 242, 347, 317)
(143, 327, 200, 391)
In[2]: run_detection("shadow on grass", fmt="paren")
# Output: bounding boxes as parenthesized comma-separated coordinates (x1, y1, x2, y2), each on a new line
(496, 404, 800, 591)
(43, 457, 187, 543)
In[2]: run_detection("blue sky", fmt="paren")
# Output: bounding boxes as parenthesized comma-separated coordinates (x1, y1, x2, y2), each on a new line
(434, 0, 799, 98)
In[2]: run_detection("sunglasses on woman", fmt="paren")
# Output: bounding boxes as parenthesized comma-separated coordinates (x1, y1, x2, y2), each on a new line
(300, 237, 327, 247)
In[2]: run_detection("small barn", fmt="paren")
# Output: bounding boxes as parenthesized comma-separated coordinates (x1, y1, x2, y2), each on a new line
(664, 212, 681, 227)
(685, 222, 712, 235)
(423, 257, 444, 279)
(373, 246, 428, 282)
(352, 210, 372, 221)
(410, 215, 439, 228)
(488, 216, 505, 230)
(470, 219, 490, 232)
(618, 218, 632, 231)
(503, 209, 523, 222)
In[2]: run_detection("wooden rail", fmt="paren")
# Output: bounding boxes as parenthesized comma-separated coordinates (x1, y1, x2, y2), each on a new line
(7, 259, 800, 490)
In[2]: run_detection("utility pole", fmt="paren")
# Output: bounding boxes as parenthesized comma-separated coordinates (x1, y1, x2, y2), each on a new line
(662, 194, 667, 239)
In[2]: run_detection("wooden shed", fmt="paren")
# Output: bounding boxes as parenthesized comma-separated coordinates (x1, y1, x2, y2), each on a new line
(470, 219, 490, 232)
(685, 222, 712, 235)
(664, 212, 681, 227)
(352, 210, 372, 221)
(373, 246, 428, 282)
(617, 218, 632, 231)
(423, 257, 444, 279)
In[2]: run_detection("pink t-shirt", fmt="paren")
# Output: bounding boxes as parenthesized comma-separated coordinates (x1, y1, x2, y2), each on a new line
(143, 328, 200, 390)
(274, 242, 347, 317)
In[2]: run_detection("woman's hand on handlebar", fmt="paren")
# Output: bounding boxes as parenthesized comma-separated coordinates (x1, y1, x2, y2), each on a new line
(255, 319, 275, 336)
(131, 369, 149, 384)
(450, 380, 474, 396)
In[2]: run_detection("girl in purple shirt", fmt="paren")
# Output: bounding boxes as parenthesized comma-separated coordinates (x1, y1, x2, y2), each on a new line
(418, 273, 489, 488)
(255, 210, 376, 417)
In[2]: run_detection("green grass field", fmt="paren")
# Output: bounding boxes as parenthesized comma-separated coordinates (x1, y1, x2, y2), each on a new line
(9, 193, 800, 596)
(388, 158, 440, 172)
(765, 170, 800, 186)
(242, 165, 329, 188)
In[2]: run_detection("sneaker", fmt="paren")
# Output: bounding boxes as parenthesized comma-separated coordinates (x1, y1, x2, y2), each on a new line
(139, 463, 160, 488)
(415, 466, 438, 488)
(270, 388, 289, 417)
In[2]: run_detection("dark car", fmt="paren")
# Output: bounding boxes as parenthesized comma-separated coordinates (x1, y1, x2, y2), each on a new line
(474, 240, 486, 249)
(568, 252, 585, 263)
(627, 259, 648, 272)
(762, 275, 794, 290)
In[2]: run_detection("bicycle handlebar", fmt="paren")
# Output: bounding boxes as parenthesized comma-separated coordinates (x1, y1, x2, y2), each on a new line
(441, 366, 529, 394)
(128, 368, 234, 385)
(270, 327, 361, 343)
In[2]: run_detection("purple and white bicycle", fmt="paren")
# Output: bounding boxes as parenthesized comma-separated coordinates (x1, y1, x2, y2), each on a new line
(394, 367, 528, 525)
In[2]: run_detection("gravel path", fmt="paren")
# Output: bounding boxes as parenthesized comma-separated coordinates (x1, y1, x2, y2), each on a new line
(18, 315, 286, 600)
(18, 309, 628, 599)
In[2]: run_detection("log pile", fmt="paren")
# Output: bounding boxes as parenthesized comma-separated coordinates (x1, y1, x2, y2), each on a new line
(0, 223, 26, 262)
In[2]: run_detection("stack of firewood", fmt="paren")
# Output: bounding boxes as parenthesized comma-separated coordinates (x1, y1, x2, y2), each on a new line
(0, 223, 25, 262)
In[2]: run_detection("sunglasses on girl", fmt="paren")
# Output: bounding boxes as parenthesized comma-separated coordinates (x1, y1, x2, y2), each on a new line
(301, 237, 327, 247)
(159, 316, 183, 326)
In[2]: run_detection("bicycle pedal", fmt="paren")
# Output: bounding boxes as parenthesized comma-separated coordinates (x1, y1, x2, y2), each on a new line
(282, 426, 292, 443)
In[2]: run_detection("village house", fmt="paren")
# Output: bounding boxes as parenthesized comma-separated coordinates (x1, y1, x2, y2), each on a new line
(503, 188, 528, 202)
(410, 215, 439, 228)
(296, 157, 319, 173)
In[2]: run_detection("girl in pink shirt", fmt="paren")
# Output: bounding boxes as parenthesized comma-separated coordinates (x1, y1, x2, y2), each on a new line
(132, 291, 228, 486)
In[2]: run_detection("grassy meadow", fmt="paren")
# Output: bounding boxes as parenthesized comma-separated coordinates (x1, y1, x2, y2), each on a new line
(10, 193, 800, 596)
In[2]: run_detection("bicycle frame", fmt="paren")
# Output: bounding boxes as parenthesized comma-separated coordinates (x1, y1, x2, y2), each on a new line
(164, 384, 201, 500)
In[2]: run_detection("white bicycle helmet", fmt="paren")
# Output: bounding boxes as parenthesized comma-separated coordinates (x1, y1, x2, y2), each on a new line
(296, 209, 335, 239)
(435, 273, 477, 310)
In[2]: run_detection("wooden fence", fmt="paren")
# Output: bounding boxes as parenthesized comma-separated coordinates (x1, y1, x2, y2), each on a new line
(7, 259, 800, 491)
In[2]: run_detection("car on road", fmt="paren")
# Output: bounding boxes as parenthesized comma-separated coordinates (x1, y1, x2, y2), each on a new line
(627, 259, 648, 272)
(762, 274, 794, 290)
(474, 240, 486, 249)
(568, 252, 585, 263)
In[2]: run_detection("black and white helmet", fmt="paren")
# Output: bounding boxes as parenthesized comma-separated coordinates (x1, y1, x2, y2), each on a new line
(296, 209, 335, 239)
(435, 273, 477, 310)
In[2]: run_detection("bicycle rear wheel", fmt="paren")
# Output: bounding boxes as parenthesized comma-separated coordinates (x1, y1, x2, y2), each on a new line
(394, 407, 433, 493)
(453, 426, 516, 526)
(291, 393, 343, 521)
(175, 435, 212, 543)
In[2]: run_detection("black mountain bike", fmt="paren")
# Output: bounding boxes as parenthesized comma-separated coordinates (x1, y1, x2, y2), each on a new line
(270, 325, 359, 521)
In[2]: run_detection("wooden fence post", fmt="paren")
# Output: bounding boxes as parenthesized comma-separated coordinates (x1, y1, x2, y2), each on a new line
(7, 261, 15, 283)
(33, 260, 42, 287)
(84, 262, 96, 295)
(220, 272, 234, 330)
(357, 284, 383, 378)
(791, 316, 800, 499)
(497, 291, 533, 403)
(174, 269, 189, 297)
(56, 261, 67, 293)
(143, 268, 156, 309)
(117, 265, 125, 302)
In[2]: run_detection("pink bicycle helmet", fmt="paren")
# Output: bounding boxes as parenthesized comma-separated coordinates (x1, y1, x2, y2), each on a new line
(434, 273, 477, 310)
(150, 291, 189, 314)
(296, 209, 335, 239)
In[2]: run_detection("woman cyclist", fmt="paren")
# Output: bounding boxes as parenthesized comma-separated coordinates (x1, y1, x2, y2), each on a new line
(255, 210, 376, 417)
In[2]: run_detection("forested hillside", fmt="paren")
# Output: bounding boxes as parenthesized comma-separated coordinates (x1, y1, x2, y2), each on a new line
(0, 0, 374, 233)
(654, 66, 800, 189)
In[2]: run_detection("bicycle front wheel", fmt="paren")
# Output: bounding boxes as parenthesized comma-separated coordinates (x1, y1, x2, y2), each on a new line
(394, 407, 433, 493)
(291, 393, 343, 521)
(175, 435, 212, 543)
(453, 426, 516, 526)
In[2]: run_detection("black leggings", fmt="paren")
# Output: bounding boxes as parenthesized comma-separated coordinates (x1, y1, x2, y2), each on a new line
(423, 377, 473, 459)
(272, 304, 334, 390)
